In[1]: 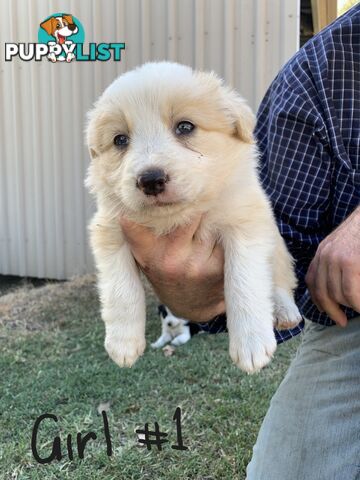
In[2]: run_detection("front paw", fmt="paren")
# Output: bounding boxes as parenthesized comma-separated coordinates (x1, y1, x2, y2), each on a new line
(105, 333, 145, 367)
(229, 328, 276, 373)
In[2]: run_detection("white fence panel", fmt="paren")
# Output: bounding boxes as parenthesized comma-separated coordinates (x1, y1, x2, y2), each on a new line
(0, 0, 299, 279)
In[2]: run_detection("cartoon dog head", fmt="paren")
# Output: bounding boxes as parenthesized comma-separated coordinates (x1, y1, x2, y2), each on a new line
(40, 14, 78, 44)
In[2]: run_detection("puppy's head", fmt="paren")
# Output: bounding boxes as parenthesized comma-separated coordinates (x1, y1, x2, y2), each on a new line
(158, 305, 185, 329)
(86, 62, 255, 219)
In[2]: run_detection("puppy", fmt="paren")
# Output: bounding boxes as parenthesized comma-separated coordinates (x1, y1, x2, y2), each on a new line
(86, 62, 302, 373)
(151, 305, 198, 348)
(40, 14, 78, 62)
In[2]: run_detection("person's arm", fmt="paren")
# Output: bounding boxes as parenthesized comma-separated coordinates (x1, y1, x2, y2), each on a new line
(305, 206, 360, 326)
(120, 215, 225, 322)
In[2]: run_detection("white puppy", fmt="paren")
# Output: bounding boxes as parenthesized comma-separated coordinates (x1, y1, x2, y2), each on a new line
(86, 61, 302, 373)
(151, 305, 194, 348)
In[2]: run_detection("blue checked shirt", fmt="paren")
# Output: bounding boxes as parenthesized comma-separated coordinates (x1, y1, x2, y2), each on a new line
(196, 5, 360, 343)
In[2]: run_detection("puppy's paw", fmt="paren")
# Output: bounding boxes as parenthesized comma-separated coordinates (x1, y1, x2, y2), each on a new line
(274, 287, 302, 329)
(229, 328, 276, 374)
(170, 337, 185, 346)
(105, 333, 145, 367)
(151, 340, 164, 349)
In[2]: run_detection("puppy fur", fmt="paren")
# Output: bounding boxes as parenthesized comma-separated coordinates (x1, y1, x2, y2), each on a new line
(86, 61, 302, 373)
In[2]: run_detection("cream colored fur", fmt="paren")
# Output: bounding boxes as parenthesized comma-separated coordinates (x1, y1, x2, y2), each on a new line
(86, 61, 301, 373)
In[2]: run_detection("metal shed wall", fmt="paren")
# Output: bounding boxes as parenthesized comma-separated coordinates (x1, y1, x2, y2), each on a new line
(0, 0, 299, 279)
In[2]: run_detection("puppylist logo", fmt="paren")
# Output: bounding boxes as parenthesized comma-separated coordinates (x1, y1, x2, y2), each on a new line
(5, 13, 125, 63)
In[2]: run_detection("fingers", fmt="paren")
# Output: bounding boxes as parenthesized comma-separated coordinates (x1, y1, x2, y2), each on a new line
(342, 267, 360, 313)
(119, 216, 158, 262)
(306, 253, 348, 327)
(207, 243, 225, 273)
(121, 214, 202, 246)
(327, 263, 350, 308)
(167, 214, 203, 243)
(305, 256, 322, 310)
(120, 214, 204, 267)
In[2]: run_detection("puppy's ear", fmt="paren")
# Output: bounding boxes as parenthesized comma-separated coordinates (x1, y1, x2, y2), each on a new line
(40, 17, 56, 36)
(224, 90, 256, 144)
(63, 14, 74, 25)
(88, 147, 99, 159)
(85, 109, 100, 159)
(158, 305, 167, 318)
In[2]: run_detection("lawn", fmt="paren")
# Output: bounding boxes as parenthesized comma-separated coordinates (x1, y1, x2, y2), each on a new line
(0, 275, 301, 480)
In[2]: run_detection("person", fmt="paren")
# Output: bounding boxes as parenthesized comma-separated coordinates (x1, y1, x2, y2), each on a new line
(120, 5, 360, 478)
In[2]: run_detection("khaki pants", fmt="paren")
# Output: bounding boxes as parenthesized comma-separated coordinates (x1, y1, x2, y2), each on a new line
(246, 317, 360, 480)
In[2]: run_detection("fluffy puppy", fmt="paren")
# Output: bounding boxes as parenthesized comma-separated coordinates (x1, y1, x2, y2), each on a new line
(86, 61, 301, 373)
(151, 305, 198, 348)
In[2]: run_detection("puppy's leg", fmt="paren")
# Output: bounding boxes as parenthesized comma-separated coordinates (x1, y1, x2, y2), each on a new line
(90, 216, 146, 367)
(151, 332, 172, 349)
(224, 232, 277, 373)
(272, 232, 302, 329)
(171, 328, 191, 346)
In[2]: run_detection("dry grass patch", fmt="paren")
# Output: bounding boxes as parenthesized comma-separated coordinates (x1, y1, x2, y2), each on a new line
(0, 275, 98, 332)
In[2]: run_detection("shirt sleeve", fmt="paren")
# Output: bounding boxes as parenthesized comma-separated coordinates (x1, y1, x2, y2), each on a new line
(255, 71, 333, 250)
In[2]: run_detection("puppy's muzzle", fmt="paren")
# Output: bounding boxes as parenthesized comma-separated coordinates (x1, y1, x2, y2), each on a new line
(136, 169, 169, 196)
(68, 23, 77, 32)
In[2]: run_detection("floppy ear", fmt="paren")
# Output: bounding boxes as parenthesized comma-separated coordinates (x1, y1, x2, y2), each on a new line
(85, 110, 100, 159)
(63, 14, 74, 25)
(40, 17, 56, 36)
(224, 89, 256, 144)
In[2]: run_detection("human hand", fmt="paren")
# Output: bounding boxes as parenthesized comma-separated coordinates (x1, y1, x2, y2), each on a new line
(120, 215, 225, 322)
(305, 207, 360, 326)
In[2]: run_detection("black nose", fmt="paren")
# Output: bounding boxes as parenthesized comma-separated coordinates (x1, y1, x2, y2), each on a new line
(68, 23, 77, 31)
(137, 169, 168, 196)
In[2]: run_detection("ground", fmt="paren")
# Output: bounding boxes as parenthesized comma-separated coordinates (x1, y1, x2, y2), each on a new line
(0, 275, 301, 480)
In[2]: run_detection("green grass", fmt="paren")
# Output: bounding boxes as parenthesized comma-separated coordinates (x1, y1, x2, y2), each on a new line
(0, 276, 301, 480)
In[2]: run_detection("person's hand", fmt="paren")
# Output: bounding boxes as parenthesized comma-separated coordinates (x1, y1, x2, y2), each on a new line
(120, 215, 225, 322)
(305, 207, 360, 327)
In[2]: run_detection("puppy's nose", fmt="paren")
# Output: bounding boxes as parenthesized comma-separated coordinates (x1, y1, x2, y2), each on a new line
(68, 23, 77, 31)
(137, 169, 168, 196)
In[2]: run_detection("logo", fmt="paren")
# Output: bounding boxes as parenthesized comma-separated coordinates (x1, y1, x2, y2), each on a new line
(5, 13, 125, 63)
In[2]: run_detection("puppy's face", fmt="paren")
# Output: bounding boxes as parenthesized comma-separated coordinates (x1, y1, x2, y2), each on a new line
(86, 62, 255, 218)
(158, 305, 185, 330)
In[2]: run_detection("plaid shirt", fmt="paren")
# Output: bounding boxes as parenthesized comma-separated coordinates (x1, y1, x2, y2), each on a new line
(197, 5, 360, 343)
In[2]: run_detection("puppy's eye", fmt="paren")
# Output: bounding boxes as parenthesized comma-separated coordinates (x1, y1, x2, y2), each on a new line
(114, 134, 129, 147)
(175, 121, 195, 135)
(56, 23, 61, 28)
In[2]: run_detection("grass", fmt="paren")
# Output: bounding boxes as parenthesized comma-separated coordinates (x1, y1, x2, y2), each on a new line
(0, 276, 301, 480)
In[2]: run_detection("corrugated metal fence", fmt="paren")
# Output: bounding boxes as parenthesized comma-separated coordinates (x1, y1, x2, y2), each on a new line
(0, 0, 299, 279)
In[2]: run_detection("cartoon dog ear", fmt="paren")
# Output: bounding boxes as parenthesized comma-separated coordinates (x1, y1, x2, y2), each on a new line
(63, 14, 74, 25)
(224, 89, 256, 144)
(40, 17, 56, 36)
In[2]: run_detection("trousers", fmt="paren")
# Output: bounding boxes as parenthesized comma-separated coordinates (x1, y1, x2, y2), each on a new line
(246, 316, 360, 480)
